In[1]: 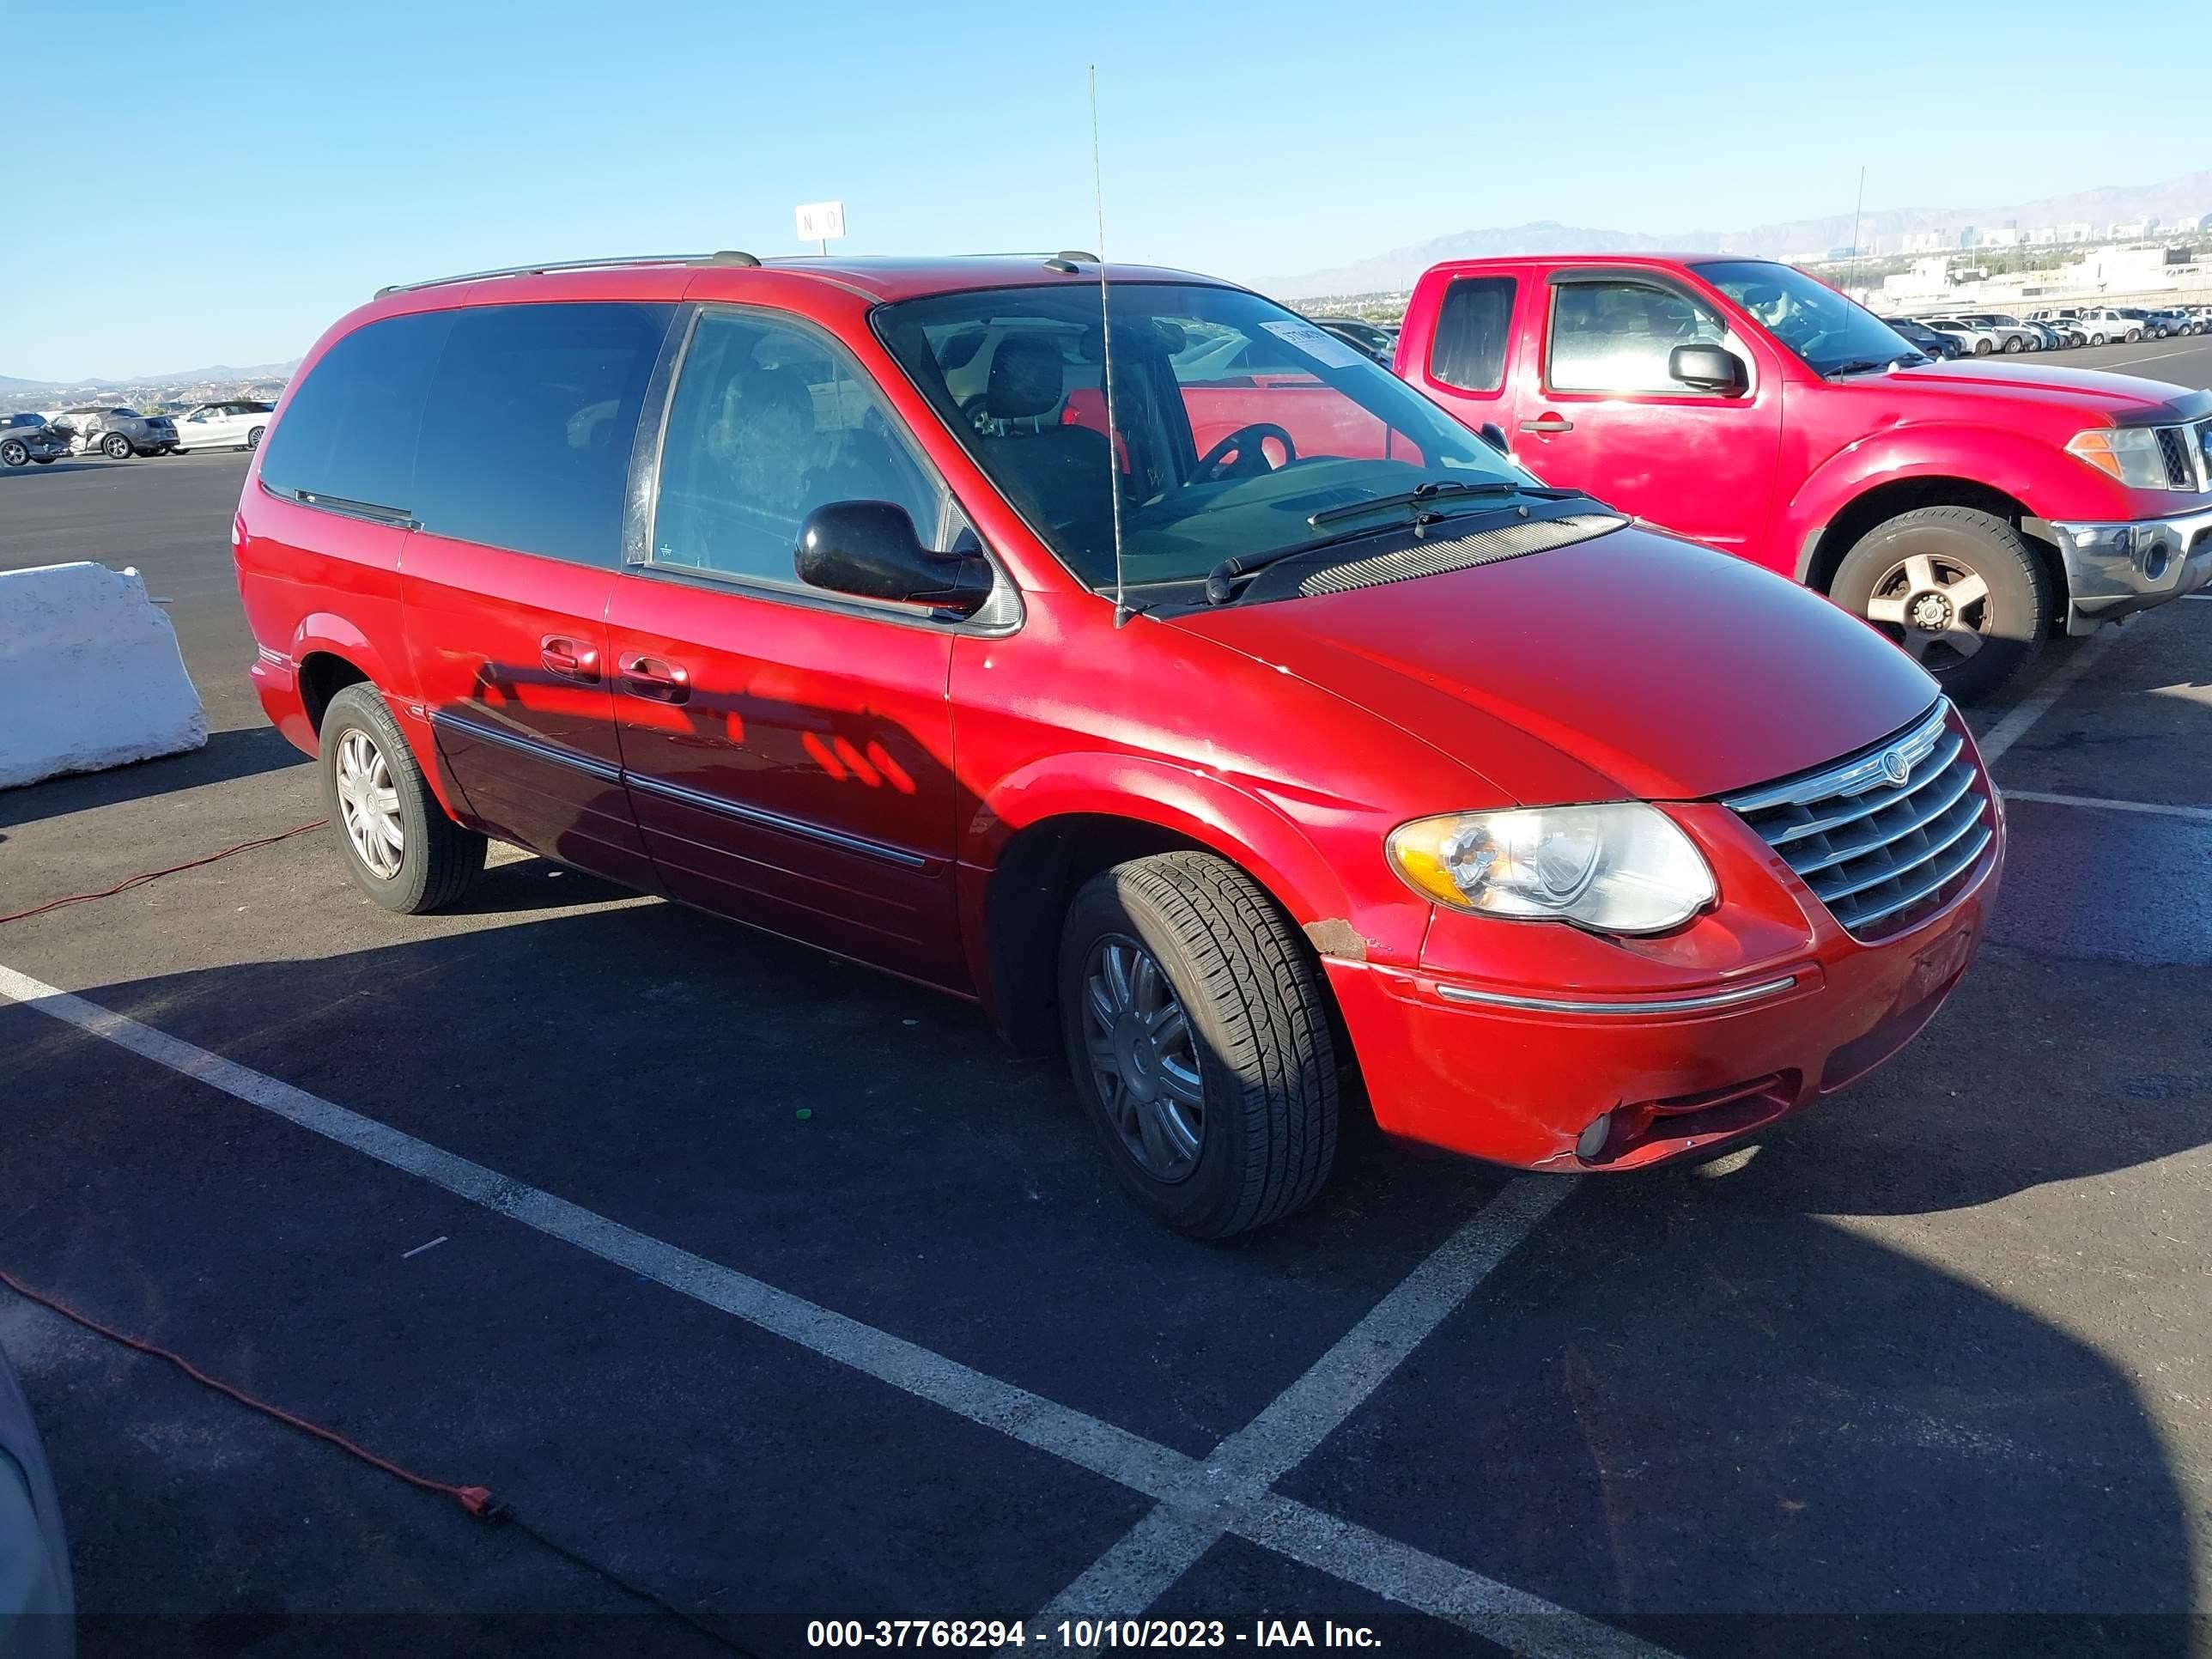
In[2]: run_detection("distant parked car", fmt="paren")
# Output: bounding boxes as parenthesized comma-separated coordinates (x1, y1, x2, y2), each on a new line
(2071, 308, 2143, 345)
(1923, 319, 2001, 356)
(1880, 317, 1960, 359)
(171, 399, 275, 453)
(1306, 316, 1398, 365)
(0, 1337, 74, 1658)
(1942, 314, 2039, 353)
(2115, 307, 2166, 339)
(2146, 307, 2198, 337)
(52, 406, 177, 459)
(0, 413, 71, 467)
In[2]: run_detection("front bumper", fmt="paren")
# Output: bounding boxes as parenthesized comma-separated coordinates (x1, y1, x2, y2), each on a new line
(1323, 820, 2002, 1171)
(2048, 506, 2212, 632)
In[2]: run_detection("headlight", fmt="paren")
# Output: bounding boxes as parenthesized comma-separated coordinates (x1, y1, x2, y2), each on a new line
(1387, 803, 1716, 934)
(2064, 427, 2178, 489)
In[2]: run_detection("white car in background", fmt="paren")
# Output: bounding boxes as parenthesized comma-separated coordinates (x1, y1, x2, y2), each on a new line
(2069, 308, 2143, 345)
(1922, 318, 2002, 356)
(170, 399, 275, 453)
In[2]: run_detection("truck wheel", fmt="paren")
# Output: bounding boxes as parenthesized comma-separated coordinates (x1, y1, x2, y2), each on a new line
(1058, 851, 1338, 1238)
(1831, 507, 2051, 704)
(318, 684, 486, 914)
(100, 432, 131, 459)
(2126, 328, 2142, 343)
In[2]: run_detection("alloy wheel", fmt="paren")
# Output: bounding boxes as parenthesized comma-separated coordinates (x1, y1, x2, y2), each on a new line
(1080, 934, 1205, 1182)
(334, 728, 405, 880)
(0, 441, 26, 467)
(102, 433, 131, 459)
(1864, 550, 1990, 670)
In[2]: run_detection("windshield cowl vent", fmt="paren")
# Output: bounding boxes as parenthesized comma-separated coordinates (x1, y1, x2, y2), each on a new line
(1296, 514, 1628, 598)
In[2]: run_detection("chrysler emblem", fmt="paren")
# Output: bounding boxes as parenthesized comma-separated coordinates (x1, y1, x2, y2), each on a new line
(1881, 747, 1911, 786)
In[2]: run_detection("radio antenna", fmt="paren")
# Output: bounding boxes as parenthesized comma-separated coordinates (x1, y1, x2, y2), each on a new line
(1090, 65, 1132, 626)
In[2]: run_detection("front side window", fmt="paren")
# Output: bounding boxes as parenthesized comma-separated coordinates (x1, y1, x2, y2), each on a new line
(875, 282, 1528, 590)
(652, 309, 954, 586)
(1547, 281, 1730, 393)
(1429, 276, 1516, 392)
(256, 309, 453, 512)
(1697, 259, 1918, 376)
(413, 301, 673, 566)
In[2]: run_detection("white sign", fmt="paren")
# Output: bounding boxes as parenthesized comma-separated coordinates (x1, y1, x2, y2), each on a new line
(795, 200, 847, 244)
(1259, 319, 1367, 370)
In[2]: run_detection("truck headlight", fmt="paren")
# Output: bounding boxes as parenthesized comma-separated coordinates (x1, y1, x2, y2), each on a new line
(1386, 803, 1717, 934)
(2065, 428, 2179, 489)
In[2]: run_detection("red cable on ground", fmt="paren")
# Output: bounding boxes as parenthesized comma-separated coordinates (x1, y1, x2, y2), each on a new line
(0, 1267, 492, 1518)
(0, 819, 329, 927)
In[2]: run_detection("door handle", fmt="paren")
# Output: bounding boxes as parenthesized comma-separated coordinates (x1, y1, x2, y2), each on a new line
(619, 653, 691, 704)
(1518, 414, 1574, 434)
(539, 635, 600, 684)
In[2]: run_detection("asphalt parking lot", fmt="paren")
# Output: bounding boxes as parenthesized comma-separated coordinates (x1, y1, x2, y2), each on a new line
(2, 333, 2208, 1659)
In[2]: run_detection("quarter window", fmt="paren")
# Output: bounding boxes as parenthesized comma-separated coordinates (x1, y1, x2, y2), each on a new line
(1547, 281, 1730, 394)
(1428, 276, 1516, 392)
(256, 310, 453, 512)
(412, 301, 674, 566)
(652, 309, 954, 586)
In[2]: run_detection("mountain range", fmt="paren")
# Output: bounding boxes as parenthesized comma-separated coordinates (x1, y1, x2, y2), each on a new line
(0, 361, 300, 395)
(1278, 169, 2212, 298)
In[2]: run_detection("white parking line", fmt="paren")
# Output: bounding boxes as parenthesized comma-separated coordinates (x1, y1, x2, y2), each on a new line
(0, 963, 1668, 1658)
(1030, 1180, 1572, 1626)
(1975, 625, 2127, 766)
(2002, 790, 2212, 823)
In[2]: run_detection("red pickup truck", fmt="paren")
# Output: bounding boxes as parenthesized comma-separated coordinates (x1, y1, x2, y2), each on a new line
(1395, 254, 2212, 701)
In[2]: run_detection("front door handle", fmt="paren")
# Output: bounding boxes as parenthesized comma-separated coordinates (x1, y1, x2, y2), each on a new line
(540, 635, 600, 684)
(1519, 413, 1575, 434)
(619, 653, 691, 704)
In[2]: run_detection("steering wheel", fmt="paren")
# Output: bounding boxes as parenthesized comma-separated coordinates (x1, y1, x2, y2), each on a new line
(1194, 422, 1296, 483)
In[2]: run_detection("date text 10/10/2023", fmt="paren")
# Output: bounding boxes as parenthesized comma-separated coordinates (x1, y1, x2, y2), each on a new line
(805, 1619, 1384, 1649)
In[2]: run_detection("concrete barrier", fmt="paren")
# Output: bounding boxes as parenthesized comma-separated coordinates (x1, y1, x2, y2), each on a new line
(0, 562, 207, 790)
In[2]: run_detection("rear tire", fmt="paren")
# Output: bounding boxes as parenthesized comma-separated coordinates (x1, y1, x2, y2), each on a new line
(2127, 328, 2142, 343)
(318, 684, 486, 915)
(1058, 851, 1338, 1238)
(100, 432, 131, 459)
(246, 425, 264, 449)
(1830, 506, 2051, 705)
(31, 456, 53, 465)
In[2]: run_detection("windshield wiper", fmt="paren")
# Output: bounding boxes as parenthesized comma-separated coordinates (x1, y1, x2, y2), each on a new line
(1827, 351, 1930, 377)
(1201, 483, 1589, 604)
(1307, 478, 1577, 527)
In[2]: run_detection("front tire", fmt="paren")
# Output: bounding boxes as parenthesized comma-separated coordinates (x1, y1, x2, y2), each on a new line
(318, 684, 486, 914)
(0, 440, 26, 467)
(1973, 338, 1993, 356)
(1830, 506, 2051, 704)
(100, 432, 131, 459)
(2003, 335, 2025, 353)
(2126, 329, 2142, 343)
(1059, 851, 1338, 1237)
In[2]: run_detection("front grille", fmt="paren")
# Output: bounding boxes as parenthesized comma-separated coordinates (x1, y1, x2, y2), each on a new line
(2156, 427, 2193, 489)
(1723, 701, 1994, 941)
(2196, 419, 2212, 488)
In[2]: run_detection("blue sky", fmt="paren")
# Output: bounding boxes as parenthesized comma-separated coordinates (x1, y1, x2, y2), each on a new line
(7, 0, 2203, 382)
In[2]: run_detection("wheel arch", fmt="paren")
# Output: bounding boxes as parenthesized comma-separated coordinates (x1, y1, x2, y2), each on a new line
(1790, 445, 2068, 615)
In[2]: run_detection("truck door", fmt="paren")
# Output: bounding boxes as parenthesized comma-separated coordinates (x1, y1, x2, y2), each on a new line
(1504, 270, 1784, 568)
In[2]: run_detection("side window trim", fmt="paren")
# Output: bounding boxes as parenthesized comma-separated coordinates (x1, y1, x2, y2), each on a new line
(1541, 271, 1750, 400)
(634, 301, 1018, 632)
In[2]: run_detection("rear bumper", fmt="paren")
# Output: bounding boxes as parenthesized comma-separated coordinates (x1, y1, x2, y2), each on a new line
(2050, 505, 2212, 632)
(1323, 841, 2001, 1171)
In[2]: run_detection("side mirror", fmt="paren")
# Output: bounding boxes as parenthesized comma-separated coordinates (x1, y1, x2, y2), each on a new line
(1476, 422, 1510, 456)
(1669, 343, 1747, 394)
(794, 501, 994, 617)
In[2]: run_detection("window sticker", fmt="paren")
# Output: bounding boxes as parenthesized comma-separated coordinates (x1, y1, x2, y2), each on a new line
(1258, 319, 1369, 370)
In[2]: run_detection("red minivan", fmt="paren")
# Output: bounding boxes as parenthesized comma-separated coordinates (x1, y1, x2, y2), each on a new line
(237, 253, 2002, 1235)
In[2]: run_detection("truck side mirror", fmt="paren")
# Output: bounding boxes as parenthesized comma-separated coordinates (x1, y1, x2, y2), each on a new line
(1476, 422, 1510, 456)
(1669, 344, 1747, 394)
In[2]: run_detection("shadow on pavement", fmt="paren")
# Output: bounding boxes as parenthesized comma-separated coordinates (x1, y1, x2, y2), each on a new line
(0, 726, 307, 831)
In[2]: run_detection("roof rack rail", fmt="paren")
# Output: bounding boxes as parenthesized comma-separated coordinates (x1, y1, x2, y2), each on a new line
(374, 252, 761, 299)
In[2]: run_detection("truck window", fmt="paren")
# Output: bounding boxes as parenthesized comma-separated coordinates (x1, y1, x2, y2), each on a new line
(1428, 277, 1516, 392)
(1547, 281, 1727, 394)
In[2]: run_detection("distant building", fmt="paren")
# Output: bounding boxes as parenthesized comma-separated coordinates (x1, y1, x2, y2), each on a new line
(1960, 225, 1979, 249)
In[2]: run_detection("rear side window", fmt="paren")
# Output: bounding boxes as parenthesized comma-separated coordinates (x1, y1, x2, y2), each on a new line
(1428, 277, 1516, 392)
(414, 301, 674, 566)
(258, 310, 453, 512)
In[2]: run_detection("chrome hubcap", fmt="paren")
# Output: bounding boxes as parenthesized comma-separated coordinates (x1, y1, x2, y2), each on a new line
(334, 729, 404, 879)
(1865, 551, 1989, 667)
(1081, 935, 1204, 1182)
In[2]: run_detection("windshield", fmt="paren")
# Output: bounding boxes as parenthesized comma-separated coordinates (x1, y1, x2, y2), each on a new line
(1698, 259, 1919, 375)
(874, 282, 1533, 590)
